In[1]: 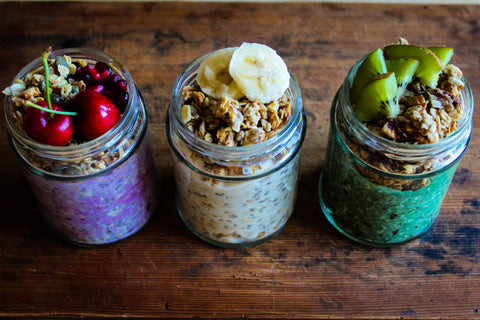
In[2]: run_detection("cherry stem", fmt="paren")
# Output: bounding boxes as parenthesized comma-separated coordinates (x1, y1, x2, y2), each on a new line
(25, 100, 77, 116)
(41, 47, 53, 116)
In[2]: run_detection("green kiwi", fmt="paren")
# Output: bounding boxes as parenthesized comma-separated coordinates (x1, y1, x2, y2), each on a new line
(386, 58, 419, 97)
(383, 44, 444, 88)
(350, 48, 387, 103)
(428, 46, 454, 65)
(353, 72, 399, 122)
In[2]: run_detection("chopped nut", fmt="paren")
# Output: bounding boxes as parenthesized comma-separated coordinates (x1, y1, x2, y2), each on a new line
(269, 112, 282, 130)
(31, 73, 45, 87)
(381, 121, 398, 140)
(243, 102, 262, 128)
(57, 64, 70, 78)
(214, 97, 243, 132)
(181, 105, 195, 123)
(204, 132, 213, 143)
(242, 127, 266, 146)
(261, 119, 272, 132)
(198, 120, 206, 137)
(23, 86, 42, 99)
(216, 127, 236, 147)
(266, 100, 279, 112)
(235, 130, 245, 142)
(184, 89, 205, 105)
(2, 82, 26, 96)
(278, 103, 292, 123)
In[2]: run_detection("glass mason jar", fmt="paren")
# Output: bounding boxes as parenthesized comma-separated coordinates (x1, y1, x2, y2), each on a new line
(4, 48, 160, 247)
(167, 52, 306, 248)
(319, 59, 474, 247)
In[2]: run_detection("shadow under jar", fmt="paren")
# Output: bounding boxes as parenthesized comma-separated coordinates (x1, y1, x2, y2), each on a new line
(4, 48, 160, 247)
(319, 59, 474, 247)
(167, 53, 306, 248)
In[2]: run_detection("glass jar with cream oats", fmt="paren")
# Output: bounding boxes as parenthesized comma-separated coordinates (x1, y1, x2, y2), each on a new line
(167, 43, 306, 248)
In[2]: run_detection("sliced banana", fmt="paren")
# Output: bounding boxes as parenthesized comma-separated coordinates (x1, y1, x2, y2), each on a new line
(196, 47, 244, 100)
(229, 42, 290, 103)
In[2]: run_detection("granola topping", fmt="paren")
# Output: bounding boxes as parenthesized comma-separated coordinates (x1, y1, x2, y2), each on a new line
(366, 64, 464, 145)
(3, 55, 85, 110)
(181, 85, 293, 147)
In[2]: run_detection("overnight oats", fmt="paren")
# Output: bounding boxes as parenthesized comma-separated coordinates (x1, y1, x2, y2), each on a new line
(167, 43, 306, 248)
(319, 39, 473, 247)
(3, 47, 159, 247)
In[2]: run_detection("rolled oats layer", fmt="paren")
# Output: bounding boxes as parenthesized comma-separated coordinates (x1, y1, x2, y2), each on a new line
(173, 150, 300, 244)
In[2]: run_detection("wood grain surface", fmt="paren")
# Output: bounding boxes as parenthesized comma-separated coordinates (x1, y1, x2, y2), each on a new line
(0, 2, 479, 319)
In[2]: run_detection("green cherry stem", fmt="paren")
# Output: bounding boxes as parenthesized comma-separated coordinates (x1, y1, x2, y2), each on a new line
(25, 100, 77, 116)
(41, 47, 53, 115)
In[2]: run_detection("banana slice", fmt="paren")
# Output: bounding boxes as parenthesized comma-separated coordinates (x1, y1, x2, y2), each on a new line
(196, 47, 244, 100)
(229, 43, 290, 103)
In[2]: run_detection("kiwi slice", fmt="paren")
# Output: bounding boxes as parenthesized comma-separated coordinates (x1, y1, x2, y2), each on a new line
(428, 46, 454, 65)
(353, 72, 399, 122)
(386, 58, 419, 97)
(350, 48, 387, 103)
(383, 44, 444, 88)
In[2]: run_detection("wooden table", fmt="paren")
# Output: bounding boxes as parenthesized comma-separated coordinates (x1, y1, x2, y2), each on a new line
(1, 2, 479, 319)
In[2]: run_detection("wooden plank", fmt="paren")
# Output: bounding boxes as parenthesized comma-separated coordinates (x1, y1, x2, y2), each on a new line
(0, 2, 479, 319)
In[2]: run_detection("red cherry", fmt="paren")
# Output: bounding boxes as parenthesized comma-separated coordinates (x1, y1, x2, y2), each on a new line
(104, 73, 121, 88)
(103, 88, 129, 113)
(114, 79, 128, 92)
(69, 89, 121, 140)
(95, 62, 111, 82)
(77, 64, 101, 85)
(114, 91, 129, 113)
(89, 84, 105, 93)
(23, 101, 75, 146)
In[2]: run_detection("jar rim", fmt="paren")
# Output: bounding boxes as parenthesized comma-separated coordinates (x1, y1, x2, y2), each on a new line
(168, 50, 305, 161)
(338, 56, 474, 156)
(3, 47, 138, 157)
